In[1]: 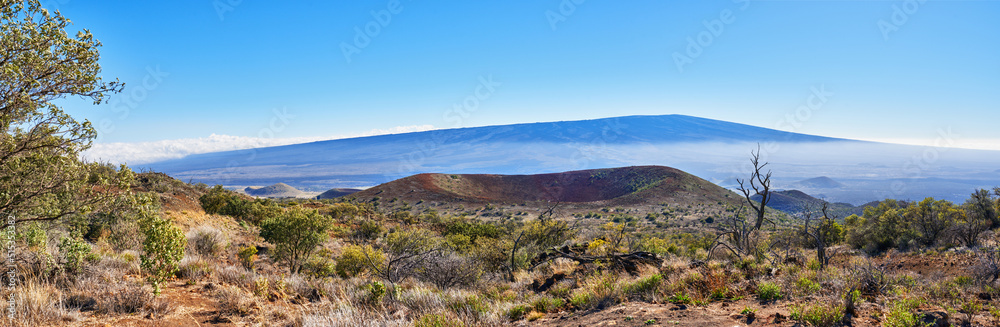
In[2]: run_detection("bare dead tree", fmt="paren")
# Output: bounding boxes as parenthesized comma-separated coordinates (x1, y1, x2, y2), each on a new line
(508, 202, 576, 282)
(801, 202, 838, 269)
(539, 202, 560, 221)
(710, 203, 775, 261)
(737, 145, 772, 230)
(508, 231, 523, 282)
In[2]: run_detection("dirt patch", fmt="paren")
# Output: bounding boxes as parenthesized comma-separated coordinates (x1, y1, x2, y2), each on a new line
(532, 301, 751, 327)
(885, 251, 977, 278)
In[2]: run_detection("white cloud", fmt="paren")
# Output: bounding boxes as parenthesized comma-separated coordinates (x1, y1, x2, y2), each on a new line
(861, 138, 1000, 151)
(82, 125, 437, 165)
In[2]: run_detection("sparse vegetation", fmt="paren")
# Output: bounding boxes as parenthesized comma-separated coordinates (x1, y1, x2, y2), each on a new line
(4, 157, 1000, 326)
(3, 0, 997, 325)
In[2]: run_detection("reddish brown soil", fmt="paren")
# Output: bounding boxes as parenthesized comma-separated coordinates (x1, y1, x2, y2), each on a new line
(76, 281, 235, 327)
(889, 252, 977, 278)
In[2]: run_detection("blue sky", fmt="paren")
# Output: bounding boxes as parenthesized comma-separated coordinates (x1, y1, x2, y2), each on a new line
(49, 1, 1000, 162)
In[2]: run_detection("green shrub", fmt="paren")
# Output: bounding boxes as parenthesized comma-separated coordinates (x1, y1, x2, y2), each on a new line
(301, 255, 336, 278)
(710, 285, 730, 300)
(507, 304, 530, 321)
(22, 223, 47, 249)
(756, 282, 782, 302)
(884, 299, 923, 327)
(414, 313, 463, 327)
(446, 233, 473, 252)
(247, 199, 282, 224)
(570, 291, 594, 309)
(199, 185, 233, 215)
(806, 258, 822, 271)
(447, 294, 488, 316)
(140, 215, 187, 295)
(531, 296, 564, 313)
(954, 275, 974, 286)
(365, 281, 386, 304)
(259, 207, 332, 273)
(440, 218, 504, 243)
(625, 274, 663, 300)
(790, 302, 844, 327)
(252, 277, 269, 298)
(470, 237, 512, 273)
(335, 244, 385, 278)
(667, 292, 692, 304)
(237, 245, 257, 270)
(58, 237, 92, 274)
(200, 186, 281, 224)
(353, 219, 382, 240)
(795, 276, 822, 295)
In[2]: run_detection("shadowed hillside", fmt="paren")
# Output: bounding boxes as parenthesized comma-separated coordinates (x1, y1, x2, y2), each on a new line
(315, 188, 362, 199)
(796, 176, 844, 188)
(751, 189, 864, 217)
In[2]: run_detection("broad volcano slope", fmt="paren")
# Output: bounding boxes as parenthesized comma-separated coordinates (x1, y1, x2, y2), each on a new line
(145, 114, 1000, 204)
(349, 165, 739, 207)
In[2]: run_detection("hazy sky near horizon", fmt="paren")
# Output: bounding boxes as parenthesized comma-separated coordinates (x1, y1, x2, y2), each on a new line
(50, 0, 999, 162)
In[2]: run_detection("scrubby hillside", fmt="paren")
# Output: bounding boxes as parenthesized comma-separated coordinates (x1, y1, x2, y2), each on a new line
(133, 172, 209, 213)
(351, 165, 738, 207)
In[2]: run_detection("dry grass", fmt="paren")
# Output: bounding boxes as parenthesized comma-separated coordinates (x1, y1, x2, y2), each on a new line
(97, 281, 155, 314)
(300, 304, 408, 327)
(214, 263, 254, 288)
(187, 225, 226, 256)
(216, 285, 260, 317)
(5, 280, 72, 326)
(177, 255, 213, 282)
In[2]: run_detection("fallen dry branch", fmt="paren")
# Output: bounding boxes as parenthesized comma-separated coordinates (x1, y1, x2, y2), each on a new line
(531, 247, 662, 275)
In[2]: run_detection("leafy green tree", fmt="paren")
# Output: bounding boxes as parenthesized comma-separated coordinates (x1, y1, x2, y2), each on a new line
(959, 189, 996, 247)
(970, 189, 999, 228)
(1, 0, 132, 226)
(904, 198, 957, 246)
(844, 200, 916, 253)
(259, 207, 331, 273)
